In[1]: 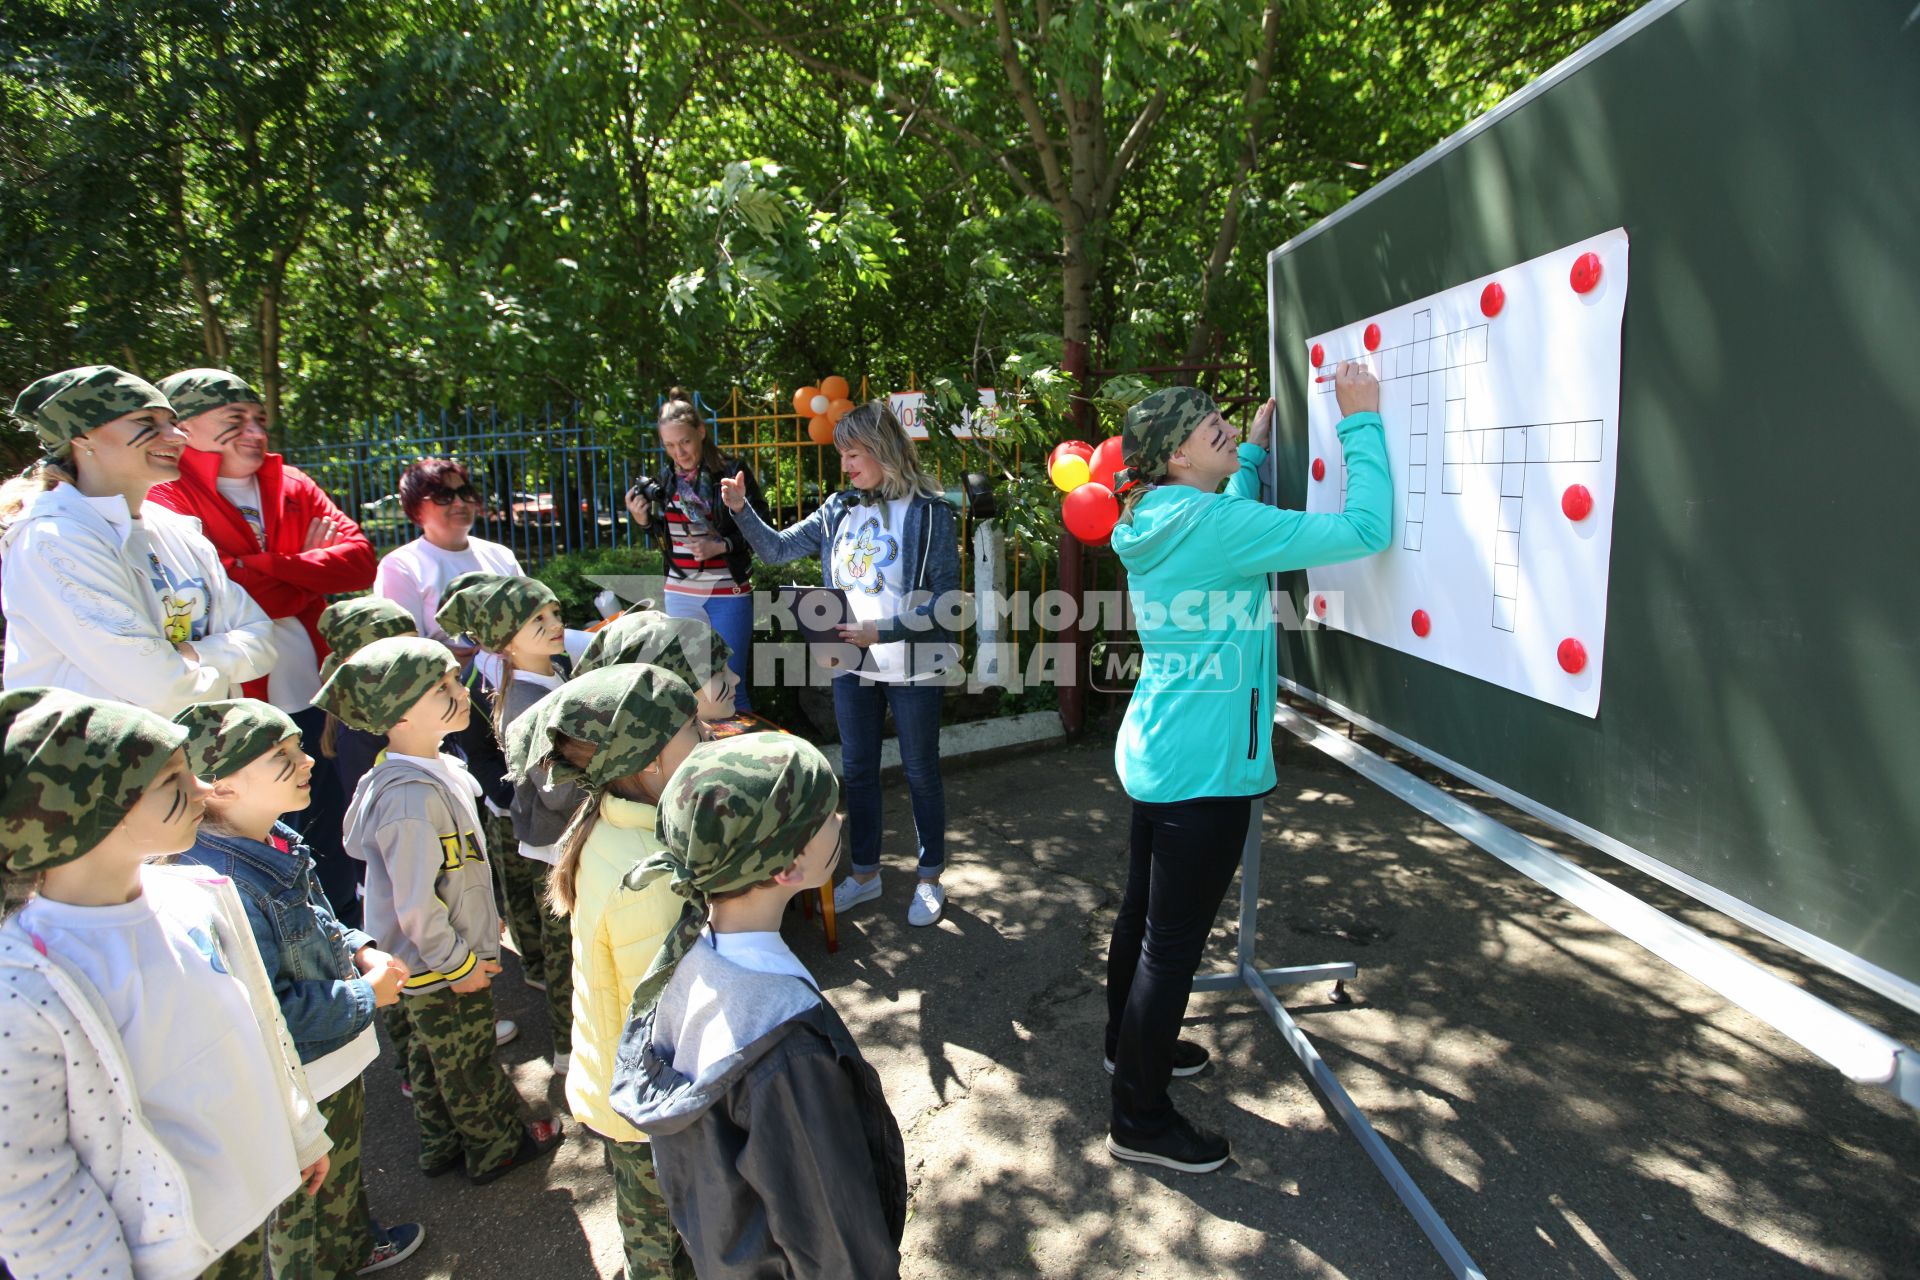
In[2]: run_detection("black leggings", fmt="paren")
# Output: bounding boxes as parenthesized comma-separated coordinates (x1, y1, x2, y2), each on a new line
(1104, 795, 1254, 1139)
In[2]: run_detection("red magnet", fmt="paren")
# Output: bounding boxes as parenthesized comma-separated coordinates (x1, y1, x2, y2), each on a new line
(1570, 252, 1603, 294)
(1412, 609, 1432, 637)
(1561, 483, 1594, 521)
(1557, 638, 1588, 674)
(1363, 323, 1382, 352)
(1311, 457, 1327, 482)
(1480, 281, 1505, 317)
(1313, 594, 1328, 618)
(1310, 342, 1325, 367)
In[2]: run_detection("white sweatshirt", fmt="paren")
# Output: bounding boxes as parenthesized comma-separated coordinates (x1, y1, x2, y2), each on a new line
(0, 484, 277, 716)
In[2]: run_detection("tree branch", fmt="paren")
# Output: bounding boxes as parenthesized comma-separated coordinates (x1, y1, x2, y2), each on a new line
(988, 0, 1069, 209)
(1095, 83, 1169, 215)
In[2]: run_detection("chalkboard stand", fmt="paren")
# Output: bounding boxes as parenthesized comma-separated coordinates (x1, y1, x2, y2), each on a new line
(1193, 815, 1488, 1279)
(1270, 681, 1920, 1113)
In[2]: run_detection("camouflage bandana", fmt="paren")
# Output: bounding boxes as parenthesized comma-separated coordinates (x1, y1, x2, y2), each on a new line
(171, 699, 301, 782)
(574, 610, 732, 691)
(505, 664, 698, 790)
(10, 365, 172, 461)
(0, 688, 188, 873)
(434, 572, 558, 651)
(312, 636, 457, 736)
(154, 368, 261, 423)
(316, 596, 419, 683)
(623, 733, 840, 1019)
(1113, 386, 1221, 492)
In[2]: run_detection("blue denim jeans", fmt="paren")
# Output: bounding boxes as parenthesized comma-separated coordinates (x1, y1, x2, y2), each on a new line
(664, 588, 754, 712)
(833, 673, 945, 877)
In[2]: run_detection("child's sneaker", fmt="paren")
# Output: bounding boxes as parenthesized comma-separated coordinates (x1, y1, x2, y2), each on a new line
(358, 1222, 426, 1273)
(833, 874, 883, 913)
(551, 1051, 571, 1076)
(398, 1079, 413, 1101)
(470, 1117, 566, 1186)
(494, 1018, 519, 1047)
(907, 880, 946, 926)
(523, 975, 547, 993)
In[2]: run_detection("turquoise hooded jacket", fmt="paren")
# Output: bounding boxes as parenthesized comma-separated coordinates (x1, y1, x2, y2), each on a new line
(1109, 410, 1392, 804)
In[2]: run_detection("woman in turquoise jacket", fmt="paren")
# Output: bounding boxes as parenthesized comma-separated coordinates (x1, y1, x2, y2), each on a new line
(1104, 365, 1388, 1174)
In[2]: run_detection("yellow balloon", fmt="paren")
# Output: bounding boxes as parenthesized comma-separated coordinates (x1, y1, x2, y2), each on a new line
(1050, 455, 1091, 493)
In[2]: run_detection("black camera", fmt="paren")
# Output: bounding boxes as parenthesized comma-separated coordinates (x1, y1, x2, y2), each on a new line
(628, 476, 668, 508)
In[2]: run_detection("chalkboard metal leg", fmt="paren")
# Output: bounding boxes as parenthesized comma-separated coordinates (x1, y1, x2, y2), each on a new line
(1193, 803, 1486, 1279)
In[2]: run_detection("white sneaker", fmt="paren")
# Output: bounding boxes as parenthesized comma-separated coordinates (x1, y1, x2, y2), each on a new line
(551, 1051, 571, 1076)
(495, 1019, 519, 1047)
(833, 875, 883, 913)
(908, 880, 946, 927)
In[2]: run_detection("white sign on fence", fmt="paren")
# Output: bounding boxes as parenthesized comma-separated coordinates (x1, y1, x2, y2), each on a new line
(889, 389, 1005, 440)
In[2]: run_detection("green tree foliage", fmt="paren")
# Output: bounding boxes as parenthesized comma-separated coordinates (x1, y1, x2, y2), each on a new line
(1, 0, 1643, 432)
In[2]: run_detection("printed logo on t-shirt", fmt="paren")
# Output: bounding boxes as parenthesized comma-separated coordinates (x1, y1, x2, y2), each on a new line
(834, 515, 898, 597)
(234, 504, 266, 550)
(146, 552, 211, 644)
(186, 924, 230, 975)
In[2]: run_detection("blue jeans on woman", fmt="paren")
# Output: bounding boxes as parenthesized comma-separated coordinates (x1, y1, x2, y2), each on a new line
(834, 673, 945, 877)
(664, 588, 754, 712)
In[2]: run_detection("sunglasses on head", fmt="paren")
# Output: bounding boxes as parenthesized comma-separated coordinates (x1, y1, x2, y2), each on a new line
(428, 483, 481, 506)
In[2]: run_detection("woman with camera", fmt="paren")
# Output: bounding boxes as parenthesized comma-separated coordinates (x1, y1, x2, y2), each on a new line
(624, 389, 767, 713)
(1102, 365, 1389, 1176)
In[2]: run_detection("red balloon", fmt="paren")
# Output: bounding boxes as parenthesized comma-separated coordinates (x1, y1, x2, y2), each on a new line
(1062, 482, 1119, 545)
(1049, 440, 1095, 470)
(1088, 436, 1126, 490)
(1557, 638, 1588, 674)
(1412, 609, 1431, 637)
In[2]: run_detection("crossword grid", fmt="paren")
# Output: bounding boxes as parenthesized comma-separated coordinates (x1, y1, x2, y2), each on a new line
(1314, 309, 1603, 634)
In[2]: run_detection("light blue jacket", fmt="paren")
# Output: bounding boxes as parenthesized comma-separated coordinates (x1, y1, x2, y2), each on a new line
(1110, 412, 1392, 803)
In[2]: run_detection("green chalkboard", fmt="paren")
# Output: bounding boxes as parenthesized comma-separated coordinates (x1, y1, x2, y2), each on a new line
(1267, 0, 1920, 1004)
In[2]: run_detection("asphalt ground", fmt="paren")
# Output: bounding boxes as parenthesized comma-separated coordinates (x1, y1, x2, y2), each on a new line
(360, 726, 1920, 1278)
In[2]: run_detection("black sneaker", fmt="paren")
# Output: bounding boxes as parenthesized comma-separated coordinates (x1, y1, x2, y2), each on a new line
(1106, 1113, 1230, 1174)
(1104, 1039, 1211, 1078)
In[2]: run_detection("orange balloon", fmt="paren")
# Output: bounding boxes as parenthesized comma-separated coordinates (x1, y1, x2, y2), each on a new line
(820, 375, 849, 401)
(828, 398, 855, 422)
(793, 386, 820, 418)
(807, 414, 836, 444)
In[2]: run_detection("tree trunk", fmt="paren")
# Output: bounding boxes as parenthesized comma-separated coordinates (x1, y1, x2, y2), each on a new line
(258, 271, 282, 426)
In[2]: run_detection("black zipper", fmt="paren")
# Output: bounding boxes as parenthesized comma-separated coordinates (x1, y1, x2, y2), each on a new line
(1246, 687, 1260, 760)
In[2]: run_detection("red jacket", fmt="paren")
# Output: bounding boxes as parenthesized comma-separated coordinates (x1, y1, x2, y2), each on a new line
(149, 449, 377, 700)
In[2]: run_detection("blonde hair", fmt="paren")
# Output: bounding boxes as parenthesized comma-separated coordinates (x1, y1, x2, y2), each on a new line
(544, 735, 655, 915)
(833, 400, 941, 502)
(0, 458, 75, 534)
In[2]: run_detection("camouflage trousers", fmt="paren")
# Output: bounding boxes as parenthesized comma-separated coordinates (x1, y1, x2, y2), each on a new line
(491, 813, 575, 1056)
(405, 983, 526, 1177)
(605, 1138, 696, 1280)
(384, 999, 413, 1088)
(270, 1078, 379, 1279)
(197, 1223, 265, 1279)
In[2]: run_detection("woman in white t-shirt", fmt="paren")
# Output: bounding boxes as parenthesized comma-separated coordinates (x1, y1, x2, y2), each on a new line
(722, 400, 963, 928)
(372, 458, 524, 652)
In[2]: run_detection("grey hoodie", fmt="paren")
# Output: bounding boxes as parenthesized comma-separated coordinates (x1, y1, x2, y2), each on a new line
(342, 754, 501, 994)
(497, 672, 582, 849)
(610, 941, 907, 1279)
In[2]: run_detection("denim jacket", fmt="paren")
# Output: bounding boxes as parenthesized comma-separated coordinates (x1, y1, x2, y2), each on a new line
(180, 822, 378, 1063)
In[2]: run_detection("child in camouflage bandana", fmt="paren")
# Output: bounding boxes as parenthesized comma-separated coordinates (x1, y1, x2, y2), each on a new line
(609, 733, 907, 1279)
(173, 699, 425, 1277)
(574, 609, 742, 729)
(436, 572, 575, 1071)
(321, 638, 565, 1186)
(0, 688, 331, 1280)
(505, 663, 703, 1280)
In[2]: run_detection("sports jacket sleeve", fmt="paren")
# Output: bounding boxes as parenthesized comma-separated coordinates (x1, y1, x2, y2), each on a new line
(1215, 411, 1394, 576)
(233, 470, 377, 596)
(730, 495, 835, 566)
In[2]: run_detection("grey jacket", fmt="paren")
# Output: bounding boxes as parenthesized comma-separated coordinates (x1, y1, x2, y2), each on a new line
(497, 673, 582, 848)
(733, 489, 962, 680)
(342, 754, 500, 994)
(609, 942, 906, 1280)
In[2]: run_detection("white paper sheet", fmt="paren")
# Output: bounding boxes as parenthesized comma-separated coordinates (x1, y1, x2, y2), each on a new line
(1301, 229, 1628, 718)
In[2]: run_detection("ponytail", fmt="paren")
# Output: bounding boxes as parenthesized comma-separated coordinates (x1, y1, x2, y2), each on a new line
(0, 458, 73, 534)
